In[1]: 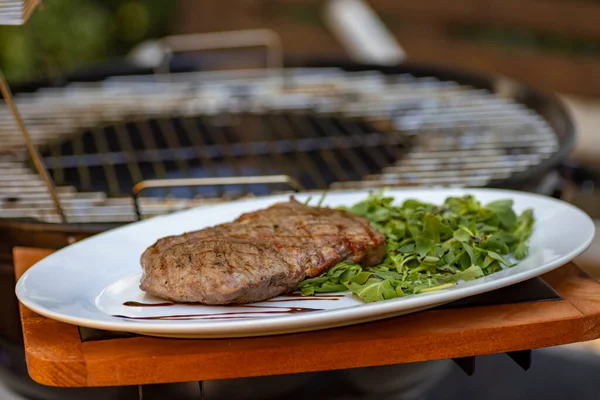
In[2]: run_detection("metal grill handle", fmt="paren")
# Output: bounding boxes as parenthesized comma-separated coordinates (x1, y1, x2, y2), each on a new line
(131, 175, 304, 221)
(130, 29, 284, 73)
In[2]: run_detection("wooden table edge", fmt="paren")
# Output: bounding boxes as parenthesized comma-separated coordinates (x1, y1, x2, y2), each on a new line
(13, 247, 600, 388)
(14, 248, 89, 387)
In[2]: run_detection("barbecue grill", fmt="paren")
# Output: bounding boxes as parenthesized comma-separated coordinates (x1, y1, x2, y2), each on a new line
(0, 28, 579, 399)
(0, 62, 574, 264)
(0, 58, 572, 224)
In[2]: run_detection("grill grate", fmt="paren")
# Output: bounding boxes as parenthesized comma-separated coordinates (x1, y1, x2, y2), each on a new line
(40, 112, 406, 198)
(0, 0, 39, 25)
(0, 68, 560, 224)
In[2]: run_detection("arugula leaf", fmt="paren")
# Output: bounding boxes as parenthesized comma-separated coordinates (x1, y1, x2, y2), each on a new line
(513, 209, 535, 260)
(297, 262, 362, 295)
(398, 244, 415, 253)
(295, 191, 535, 303)
(349, 201, 370, 216)
(486, 200, 518, 230)
(415, 236, 435, 257)
(485, 249, 512, 267)
(346, 277, 397, 302)
(453, 226, 473, 242)
(316, 191, 328, 207)
(449, 265, 484, 282)
(481, 233, 511, 254)
(462, 243, 479, 266)
(423, 213, 441, 242)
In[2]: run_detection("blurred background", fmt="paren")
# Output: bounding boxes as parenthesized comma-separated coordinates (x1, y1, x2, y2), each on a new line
(1, 0, 600, 399)
(0, 1, 173, 83)
(2, 0, 600, 186)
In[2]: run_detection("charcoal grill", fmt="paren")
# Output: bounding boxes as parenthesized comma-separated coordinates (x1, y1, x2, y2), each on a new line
(0, 65, 568, 221)
(0, 62, 572, 254)
(0, 28, 577, 399)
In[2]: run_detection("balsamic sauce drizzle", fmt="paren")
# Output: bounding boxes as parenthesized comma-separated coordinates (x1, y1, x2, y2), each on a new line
(113, 305, 322, 320)
(122, 294, 343, 308)
(123, 301, 174, 307)
(115, 294, 343, 320)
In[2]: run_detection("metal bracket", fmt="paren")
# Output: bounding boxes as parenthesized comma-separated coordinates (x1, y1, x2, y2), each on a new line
(131, 175, 304, 221)
(453, 350, 532, 377)
(129, 29, 284, 74)
(453, 356, 476, 376)
(506, 349, 532, 371)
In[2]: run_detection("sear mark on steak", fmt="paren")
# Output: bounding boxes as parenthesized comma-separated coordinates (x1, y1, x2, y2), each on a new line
(139, 196, 386, 305)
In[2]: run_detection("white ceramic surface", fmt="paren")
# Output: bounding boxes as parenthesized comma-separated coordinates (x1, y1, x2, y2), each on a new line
(15, 188, 595, 338)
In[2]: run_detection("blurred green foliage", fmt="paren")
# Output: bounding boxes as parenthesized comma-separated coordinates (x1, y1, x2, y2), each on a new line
(0, 0, 176, 83)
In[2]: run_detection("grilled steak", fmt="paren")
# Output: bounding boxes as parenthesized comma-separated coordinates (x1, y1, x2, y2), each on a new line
(140, 197, 386, 304)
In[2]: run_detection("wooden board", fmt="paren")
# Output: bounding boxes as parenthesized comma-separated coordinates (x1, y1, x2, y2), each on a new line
(14, 247, 600, 388)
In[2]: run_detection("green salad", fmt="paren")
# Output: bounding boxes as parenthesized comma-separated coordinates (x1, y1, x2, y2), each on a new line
(297, 192, 535, 303)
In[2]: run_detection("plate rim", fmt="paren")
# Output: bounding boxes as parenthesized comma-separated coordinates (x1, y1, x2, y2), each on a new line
(15, 187, 596, 336)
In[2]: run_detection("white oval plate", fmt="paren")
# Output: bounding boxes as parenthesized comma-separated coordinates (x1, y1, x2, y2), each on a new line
(15, 188, 595, 338)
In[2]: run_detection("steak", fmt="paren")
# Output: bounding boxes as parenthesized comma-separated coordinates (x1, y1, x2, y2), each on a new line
(139, 197, 386, 304)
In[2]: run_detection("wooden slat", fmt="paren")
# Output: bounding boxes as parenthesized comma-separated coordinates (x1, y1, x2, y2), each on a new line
(174, 13, 600, 96)
(207, 0, 600, 40)
(274, 20, 600, 96)
(13, 247, 600, 387)
(392, 30, 600, 97)
(266, 21, 600, 96)
(544, 264, 600, 320)
(370, 0, 600, 40)
(173, 0, 600, 97)
(174, 0, 269, 34)
(81, 301, 585, 387)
